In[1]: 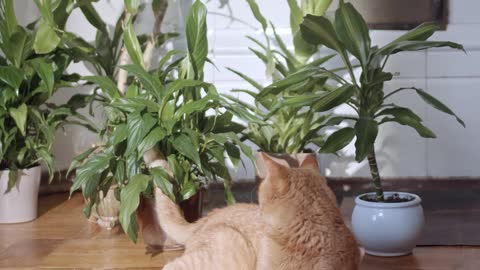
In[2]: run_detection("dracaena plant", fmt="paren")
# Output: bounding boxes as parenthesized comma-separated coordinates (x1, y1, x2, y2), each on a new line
(267, 1, 465, 201)
(224, 0, 335, 153)
(0, 0, 95, 192)
(69, 0, 252, 242)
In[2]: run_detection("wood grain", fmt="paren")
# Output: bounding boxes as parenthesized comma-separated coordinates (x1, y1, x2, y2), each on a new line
(0, 193, 479, 269)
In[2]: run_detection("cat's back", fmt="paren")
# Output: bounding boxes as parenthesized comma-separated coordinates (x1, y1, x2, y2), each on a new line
(201, 203, 263, 234)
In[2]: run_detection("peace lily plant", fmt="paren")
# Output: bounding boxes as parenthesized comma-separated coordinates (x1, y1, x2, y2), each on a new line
(0, 0, 94, 223)
(265, 0, 464, 256)
(225, 0, 336, 154)
(69, 0, 252, 242)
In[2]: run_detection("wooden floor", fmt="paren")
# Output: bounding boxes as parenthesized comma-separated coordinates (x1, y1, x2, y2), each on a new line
(0, 193, 479, 269)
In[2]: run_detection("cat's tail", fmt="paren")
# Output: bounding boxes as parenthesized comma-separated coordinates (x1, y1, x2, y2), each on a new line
(153, 187, 203, 245)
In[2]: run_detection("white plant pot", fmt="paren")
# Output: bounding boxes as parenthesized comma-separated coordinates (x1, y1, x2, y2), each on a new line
(351, 192, 424, 257)
(0, 166, 42, 223)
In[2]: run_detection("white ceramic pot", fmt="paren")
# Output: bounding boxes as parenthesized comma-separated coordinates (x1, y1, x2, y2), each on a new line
(351, 192, 424, 257)
(0, 166, 42, 223)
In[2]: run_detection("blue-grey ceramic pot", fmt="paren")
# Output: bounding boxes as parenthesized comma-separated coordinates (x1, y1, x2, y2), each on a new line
(351, 192, 424, 257)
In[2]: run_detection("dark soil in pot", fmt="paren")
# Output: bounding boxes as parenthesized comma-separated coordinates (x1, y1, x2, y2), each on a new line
(361, 193, 415, 203)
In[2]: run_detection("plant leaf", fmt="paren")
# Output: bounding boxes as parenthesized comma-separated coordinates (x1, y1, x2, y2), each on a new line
(126, 112, 157, 155)
(30, 58, 54, 95)
(171, 133, 201, 168)
(83, 75, 120, 100)
(354, 118, 378, 162)
(124, 19, 145, 68)
(312, 85, 356, 112)
(415, 89, 465, 127)
(0, 66, 24, 89)
(334, 1, 370, 66)
(119, 65, 163, 99)
(150, 167, 175, 201)
(321, 127, 355, 153)
(138, 127, 166, 156)
(185, 0, 208, 77)
(119, 174, 151, 242)
(9, 103, 27, 136)
(0, 0, 18, 42)
(33, 19, 61, 54)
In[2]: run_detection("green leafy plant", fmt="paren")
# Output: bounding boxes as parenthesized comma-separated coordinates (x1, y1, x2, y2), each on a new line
(224, 0, 336, 153)
(0, 0, 95, 192)
(264, 0, 465, 201)
(69, 0, 252, 242)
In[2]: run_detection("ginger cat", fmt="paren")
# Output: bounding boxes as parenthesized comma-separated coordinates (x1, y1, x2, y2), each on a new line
(154, 153, 362, 270)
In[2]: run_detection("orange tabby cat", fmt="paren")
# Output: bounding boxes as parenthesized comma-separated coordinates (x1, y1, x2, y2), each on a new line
(153, 153, 362, 270)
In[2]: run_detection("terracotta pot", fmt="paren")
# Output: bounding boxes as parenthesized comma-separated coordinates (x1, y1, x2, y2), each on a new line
(137, 190, 203, 251)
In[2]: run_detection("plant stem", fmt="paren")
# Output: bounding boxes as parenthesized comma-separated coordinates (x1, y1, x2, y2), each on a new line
(367, 148, 384, 202)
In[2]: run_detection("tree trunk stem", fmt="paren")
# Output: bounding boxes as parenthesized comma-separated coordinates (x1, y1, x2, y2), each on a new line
(367, 149, 384, 202)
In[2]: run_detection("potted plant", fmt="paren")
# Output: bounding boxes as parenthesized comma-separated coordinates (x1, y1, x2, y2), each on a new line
(69, 0, 252, 247)
(0, 0, 95, 223)
(266, 1, 465, 256)
(224, 0, 336, 179)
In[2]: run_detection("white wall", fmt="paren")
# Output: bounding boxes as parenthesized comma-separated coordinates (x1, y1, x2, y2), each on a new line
(204, 0, 480, 180)
(16, 1, 480, 180)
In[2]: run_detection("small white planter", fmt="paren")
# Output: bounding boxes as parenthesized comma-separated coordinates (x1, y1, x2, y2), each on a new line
(351, 192, 424, 257)
(0, 166, 42, 223)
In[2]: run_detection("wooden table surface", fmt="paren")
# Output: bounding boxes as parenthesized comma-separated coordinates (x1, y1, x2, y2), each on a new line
(0, 193, 479, 269)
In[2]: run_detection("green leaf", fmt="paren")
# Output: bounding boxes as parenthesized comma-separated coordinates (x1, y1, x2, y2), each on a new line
(5, 170, 17, 194)
(335, 1, 370, 66)
(180, 180, 198, 201)
(110, 124, 128, 146)
(124, 19, 145, 68)
(126, 112, 157, 155)
(354, 118, 378, 162)
(227, 68, 263, 91)
(321, 127, 355, 153)
(119, 174, 151, 242)
(6, 28, 31, 67)
(67, 146, 98, 177)
(380, 40, 464, 56)
(185, 0, 208, 76)
(77, 0, 108, 33)
(0, 0, 18, 42)
(225, 142, 241, 168)
(312, 85, 356, 112)
(300, 14, 344, 53)
(138, 127, 166, 156)
(175, 94, 216, 118)
(151, 167, 175, 201)
(260, 67, 318, 97)
(30, 58, 54, 94)
(9, 103, 27, 136)
(380, 22, 440, 53)
(119, 65, 163, 98)
(33, 19, 61, 54)
(415, 89, 465, 127)
(245, 0, 267, 30)
(0, 66, 24, 89)
(125, 0, 141, 15)
(83, 76, 120, 100)
(378, 107, 436, 138)
(70, 152, 111, 195)
(171, 133, 201, 168)
(37, 148, 55, 182)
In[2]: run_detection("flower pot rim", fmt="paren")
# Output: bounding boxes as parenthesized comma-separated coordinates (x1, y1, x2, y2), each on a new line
(0, 164, 41, 172)
(355, 191, 422, 209)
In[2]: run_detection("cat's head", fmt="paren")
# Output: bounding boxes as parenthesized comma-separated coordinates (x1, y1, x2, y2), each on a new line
(256, 152, 323, 211)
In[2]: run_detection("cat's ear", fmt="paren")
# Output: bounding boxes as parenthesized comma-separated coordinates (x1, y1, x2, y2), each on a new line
(257, 152, 289, 178)
(300, 155, 320, 173)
